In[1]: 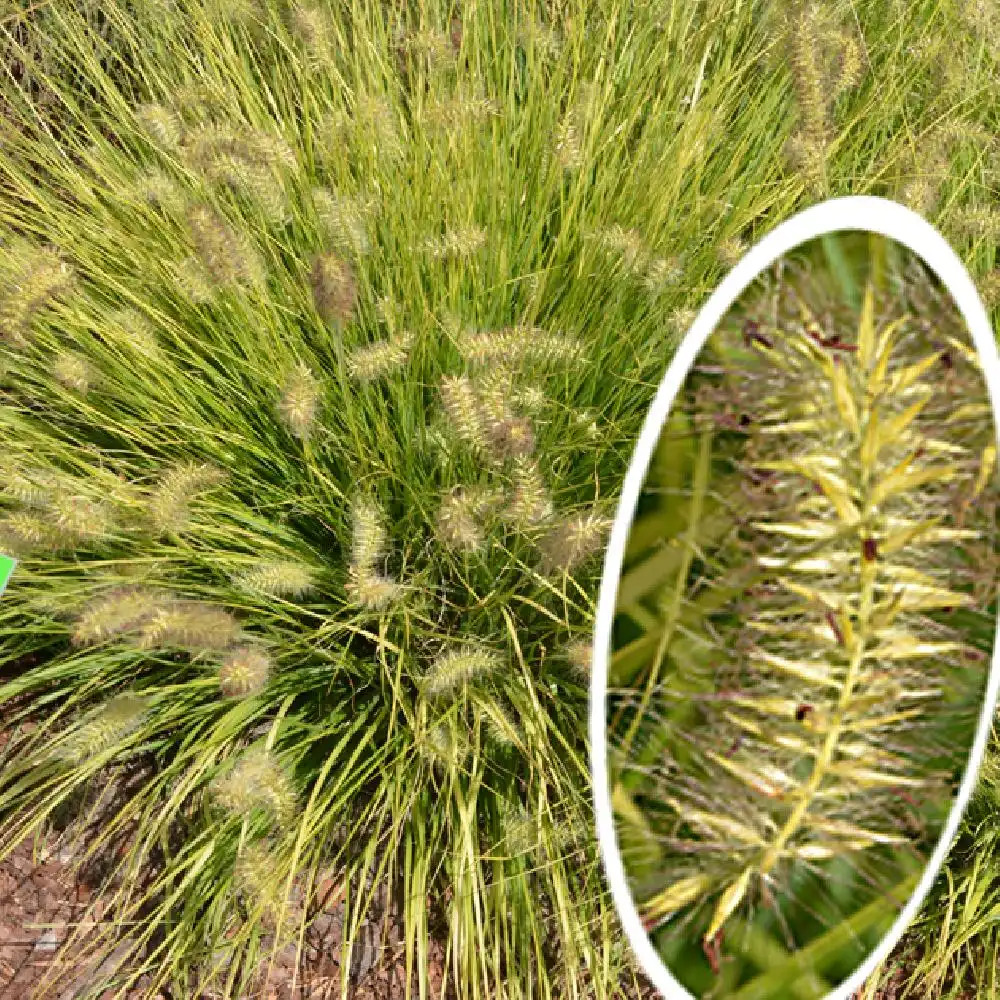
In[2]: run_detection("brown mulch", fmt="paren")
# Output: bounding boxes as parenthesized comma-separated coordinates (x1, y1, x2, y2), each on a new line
(0, 824, 447, 1000)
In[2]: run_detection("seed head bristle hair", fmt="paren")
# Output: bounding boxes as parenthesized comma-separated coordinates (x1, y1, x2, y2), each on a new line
(436, 486, 496, 553)
(718, 237, 748, 270)
(440, 374, 488, 452)
(626, 264, 996, 949)
(421, 86, 500, 132)
(346, 496, 403, 609)
(346, 569, 404, 610)
(310, 251, 358, 327)
(670, 306, 697, 333)
(416, 718, 469, 771)
(108, 307, 160, 356)
(0, 465, 59, 508)
(553, 111, 583, 171)
(565, 640, 593, 678)
(518, 18, 563, 60)
(54, 693, 150, 766)
(276, 362, 322, 441)
(486, 413, 536, 462)
(949, 205, 1000, 242)
(147, 461, 226, 536)
(455, 324, 581, 369)
(181, 122, 296, 175)
(421, 226, 487, 259)
(587, 224, 650, 274)
(643, 255, 684, 294)
(288, 2, 334, 66)
(312, 187, 372, 257)
(219, 645, 271, 698)
(53, 351, 93, 394)
(349, 497, 387, 571)
(49, 493, 114, 547)
(231, 560, 316, 598)
(0, 244, 75, 347)
(506, 458, 553, 527)
(782, 131, 827, 194)
(135, 103, 182, 149)
(138, 600, 242, 654)
(422, 645, 502, 699)
(185, 205, 264, 290)
(213, 159, 292, 226)
(232, 840, 297, 932)
(174, 256, 216, 303)
(2, 487, 114, 554)
(136, 169, 188, 217)
(346, 332, 414, 382)
(787, 2, 829, 144)
(537, 510, 612, 574)
(980, 269, 1000, 307)
(72, 587, 167, 646)
(834, 30, 864, 95)
(210, 747, 296, 826)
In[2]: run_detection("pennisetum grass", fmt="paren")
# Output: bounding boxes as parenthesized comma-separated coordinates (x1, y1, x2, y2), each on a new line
(0, 2, 995, 999)
(608, 236, 999, 998)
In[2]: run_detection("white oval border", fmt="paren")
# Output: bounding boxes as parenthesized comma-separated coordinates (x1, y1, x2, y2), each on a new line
(591, 195, 1000, 1000)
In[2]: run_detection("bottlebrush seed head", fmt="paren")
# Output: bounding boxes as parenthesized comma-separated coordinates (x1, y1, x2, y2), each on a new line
(349, 497, 388, 572)
(312, 187, 372, 257)
(718, 237, 748, 270)
(136, 169, 188, 216)
(346, 332, 414, 382)
(0, 245, 75, 347)
(231, 560, 317, 598)
(53, 352, 93, 394)
(138, 600, 242, 654)
(186, 204, 263, 289)
(210, 747, 296, 826)
(440, 374, 487, 452)
(232, 840, 283, 923)
(506, 458, 553, 527)
(54, 693, 150, 765)
(49, 493, 113, 546)
(174, 256, 216, 303)
(455, 325, 580, 369)
(345, 567, 403, 610)
(219, 645, 271, 698)
(422, 645, 502, 699)
(310, 251, 358, 327)
(421, 226, 487, 259)
(72, 587, 166, 646)
(422, 91, 500, 131)
(537, 510, 613, 574)
(588, 224, 650, 273)
(553, 114, 583, 171)
(835, 31, 863, 95)
(289, 2, 333, 62)
(436, 488, 488, 553)
(148, 461, 226, 536)
(643, 255, 684, 294)
(486, 414, 536, 462)
(565, 640, 593, 678)
(277, 362, 322, 441)
(135, 103, 183, 148)
(108, 307, 160, 356)
(787, 2, 829, 142)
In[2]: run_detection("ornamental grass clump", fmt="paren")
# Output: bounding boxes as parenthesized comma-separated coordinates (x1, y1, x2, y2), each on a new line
(0, 2, 996, 999)
(607, 236, 998, 998)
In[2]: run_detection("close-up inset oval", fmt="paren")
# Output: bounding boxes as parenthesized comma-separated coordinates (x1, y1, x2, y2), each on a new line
(592, 198, 1000, 1000)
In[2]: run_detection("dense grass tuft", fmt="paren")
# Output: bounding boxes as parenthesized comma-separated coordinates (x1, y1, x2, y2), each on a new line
(0, 1, 996, 998)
